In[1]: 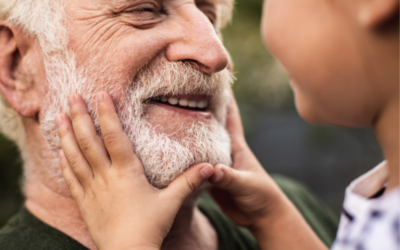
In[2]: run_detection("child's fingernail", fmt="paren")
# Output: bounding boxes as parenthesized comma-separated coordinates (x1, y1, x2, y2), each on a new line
(216, 167, 224, 182)
(200, 165, 214, 180)
(97, 92, 104, 103)
(58, 149, 65, 160)
(55, 114, 64, 127)
(68, 94, 75, 107)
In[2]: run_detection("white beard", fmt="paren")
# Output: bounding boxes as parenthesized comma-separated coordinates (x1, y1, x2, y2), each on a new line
(40, 54, 233, 188)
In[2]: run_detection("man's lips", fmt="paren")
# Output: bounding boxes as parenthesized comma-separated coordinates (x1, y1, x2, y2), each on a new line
(150, 95, 209, 110)
(149, 95, 212, 120)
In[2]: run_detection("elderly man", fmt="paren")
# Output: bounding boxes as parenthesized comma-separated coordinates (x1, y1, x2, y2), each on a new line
(0, 0, 338, 249)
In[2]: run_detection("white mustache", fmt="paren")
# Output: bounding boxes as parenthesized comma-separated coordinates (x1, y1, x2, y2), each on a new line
(127, 60, 233, 124)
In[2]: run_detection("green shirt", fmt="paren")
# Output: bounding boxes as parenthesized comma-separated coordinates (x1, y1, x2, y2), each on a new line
(0, 175, 338, 250)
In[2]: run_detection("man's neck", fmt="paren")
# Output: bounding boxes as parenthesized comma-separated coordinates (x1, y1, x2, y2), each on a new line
(374, 98, 399, 192)
(25, 179, 217, 250)
(25, 178, 96, 249)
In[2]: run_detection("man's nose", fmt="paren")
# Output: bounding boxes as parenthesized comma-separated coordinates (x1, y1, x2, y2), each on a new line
(165, 6, 229, 74)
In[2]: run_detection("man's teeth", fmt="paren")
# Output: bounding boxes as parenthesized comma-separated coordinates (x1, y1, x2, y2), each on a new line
(179, 99, 188, 106)
(188, 100, 197, 108)
(152, 97, 208, 109)
(168, 98, 179, 105)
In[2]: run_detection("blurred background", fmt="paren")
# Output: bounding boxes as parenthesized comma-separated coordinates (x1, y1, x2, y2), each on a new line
(0, 0, 383, 227)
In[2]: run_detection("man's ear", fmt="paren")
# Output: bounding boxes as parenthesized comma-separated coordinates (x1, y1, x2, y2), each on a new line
(357, 0, 399, 28)
(0, 21, 44, 118)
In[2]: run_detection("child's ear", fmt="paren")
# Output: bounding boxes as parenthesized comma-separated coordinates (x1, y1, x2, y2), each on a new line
(0, 22, 43, 118)
(357, 0, 399, 28)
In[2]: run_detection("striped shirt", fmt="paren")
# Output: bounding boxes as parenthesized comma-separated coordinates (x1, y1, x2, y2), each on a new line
(331, 161, 399, 250)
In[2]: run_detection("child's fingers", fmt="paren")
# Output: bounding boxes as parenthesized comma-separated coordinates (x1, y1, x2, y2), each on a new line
(165, 163, 214, 202)
(56, 113, 93, 187)
(97, 92, 142, 170)
(68, 94, 111, 173)
(59, 150, 84, 201)
(209, 164, 244, 194)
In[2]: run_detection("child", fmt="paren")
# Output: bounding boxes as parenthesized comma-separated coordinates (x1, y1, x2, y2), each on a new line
(55, 0, 399, 249)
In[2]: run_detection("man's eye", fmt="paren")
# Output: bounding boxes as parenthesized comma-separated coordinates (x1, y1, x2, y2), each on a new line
(121, 2, 161, 15)
(118, 3, 162, 29)
(125, 7, 155, 14)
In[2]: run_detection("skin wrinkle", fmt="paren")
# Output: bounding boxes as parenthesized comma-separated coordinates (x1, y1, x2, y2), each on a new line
(69, 7, 168, 73)
(69, 19, 121, 57)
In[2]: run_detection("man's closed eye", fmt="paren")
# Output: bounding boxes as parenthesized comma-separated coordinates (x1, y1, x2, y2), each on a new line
(119, 3, 163, 28)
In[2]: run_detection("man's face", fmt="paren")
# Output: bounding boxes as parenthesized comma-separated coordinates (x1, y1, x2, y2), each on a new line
(40, 0, 233, 188)
(65, 0, 231, 124)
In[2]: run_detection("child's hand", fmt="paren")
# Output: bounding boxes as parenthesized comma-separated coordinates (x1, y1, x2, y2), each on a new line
(55, 92, 214, 250)
(209, 91, 327, 250)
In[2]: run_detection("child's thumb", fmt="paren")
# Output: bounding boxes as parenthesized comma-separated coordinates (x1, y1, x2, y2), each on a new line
(166, 163, 214, 202)
(209, 164, 242, 193)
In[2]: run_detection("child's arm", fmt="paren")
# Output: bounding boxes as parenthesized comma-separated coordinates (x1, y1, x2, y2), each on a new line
(209, 92, 328, 250)
(55, 92, 214, 250)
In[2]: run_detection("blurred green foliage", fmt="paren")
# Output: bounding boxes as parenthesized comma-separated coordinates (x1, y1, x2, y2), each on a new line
(0, 135, 21, 190)
(0, 134, 23, 227)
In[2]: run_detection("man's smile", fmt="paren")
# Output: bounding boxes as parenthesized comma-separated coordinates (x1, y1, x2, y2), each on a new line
(150, 95, 209, 111)
(148, 95, 212, 121)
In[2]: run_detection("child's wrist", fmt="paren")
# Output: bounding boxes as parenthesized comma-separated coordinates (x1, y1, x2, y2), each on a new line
(249, 191, 293, 237)
(126, 246, 159, 250)
(99, 237, 162, 250)
(103, 243, 160, 250)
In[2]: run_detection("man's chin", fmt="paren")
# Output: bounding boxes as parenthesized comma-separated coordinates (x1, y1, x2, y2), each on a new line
(132, 117, 231, 189)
